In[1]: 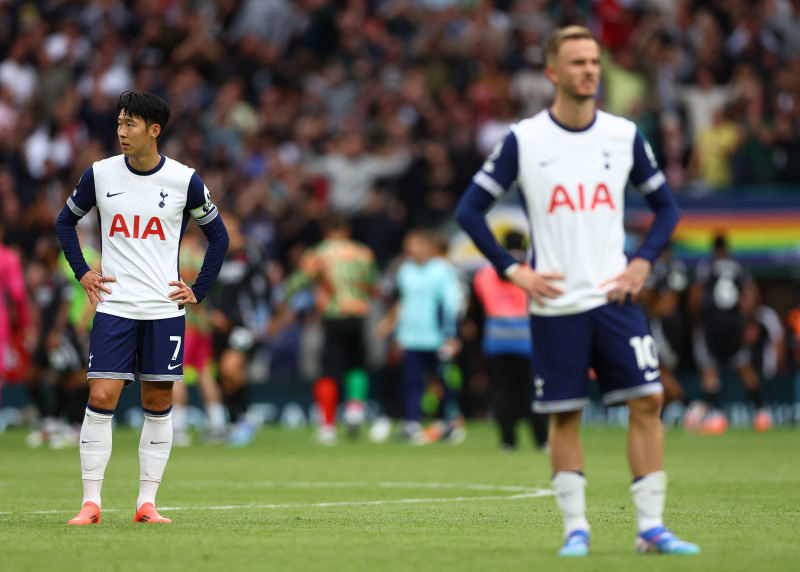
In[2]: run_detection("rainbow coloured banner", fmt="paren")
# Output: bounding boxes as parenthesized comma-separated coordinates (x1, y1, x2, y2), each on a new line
(626, 192, 800, 264)
(451, 194, 800, 270)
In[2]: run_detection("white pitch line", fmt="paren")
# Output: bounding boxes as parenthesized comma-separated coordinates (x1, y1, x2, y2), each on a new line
(165, 481, 544, 492)
(2, 489, 554, 515)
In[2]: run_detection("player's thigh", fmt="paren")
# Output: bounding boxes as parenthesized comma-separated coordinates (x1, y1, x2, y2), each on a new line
(322, 320, 349, 381)
(87, 312, 139, 387)
(401, 350, 434, 388)
(529, 312, 593, 413)
(345, 318, 367, 371)
(591, 303, 663, 407)
(138, 315, 185, 383)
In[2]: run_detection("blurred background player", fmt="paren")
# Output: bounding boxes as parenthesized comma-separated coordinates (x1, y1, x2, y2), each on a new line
(24, 235, 88, 448)
(377, 229, 463, 443)
(688, 235, 770, 434)
(207, 211, 268, 447)
(172, 229, 226, 445)
(639, 245, 689, 409)
(0, 221, 31, 407)
(282, 214, 380, 445)
(473, 231, 548, 451)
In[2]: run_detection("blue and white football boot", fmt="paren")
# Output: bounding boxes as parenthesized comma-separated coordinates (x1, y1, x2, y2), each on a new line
(636, 526, 701, 554)
(558, 530, 590, 557)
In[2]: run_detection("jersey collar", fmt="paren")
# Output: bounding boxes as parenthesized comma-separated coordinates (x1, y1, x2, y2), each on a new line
(547, 110, 597, 133)
(125, 153, 166, 176)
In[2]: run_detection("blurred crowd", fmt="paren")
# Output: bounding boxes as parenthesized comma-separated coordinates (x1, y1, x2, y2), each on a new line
(3, 0, 800, 445)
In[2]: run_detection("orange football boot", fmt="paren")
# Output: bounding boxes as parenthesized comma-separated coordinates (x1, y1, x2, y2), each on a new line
(133, 502, 172, 523)
(68, 502, 101, 525)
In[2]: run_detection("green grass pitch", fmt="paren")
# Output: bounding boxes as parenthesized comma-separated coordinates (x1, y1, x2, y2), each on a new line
(1, 423, 798, 572)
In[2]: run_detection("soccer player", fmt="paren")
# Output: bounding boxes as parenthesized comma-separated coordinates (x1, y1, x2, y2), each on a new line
(473, 231, 549, 451)
(282, 214, 380, 445)
(376, 229, 463, 443)
(639, 245, 689, 409)
(688, 235, 770, 434)
(172, 231, 226, 446)
(456, 27, 699, 556)
(207, 211, 269, 446)
(56, 91, 228, 525)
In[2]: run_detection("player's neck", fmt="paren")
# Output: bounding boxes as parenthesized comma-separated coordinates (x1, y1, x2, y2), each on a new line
(549, 96, 596, 130)
(127, 147, 162, 173)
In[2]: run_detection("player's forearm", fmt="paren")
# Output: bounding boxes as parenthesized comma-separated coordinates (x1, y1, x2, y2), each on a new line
(56, 204, 91, 281)
(456, 182, 517, 275)
(192, 215, 229, 304)
(633, 185, 680, 265)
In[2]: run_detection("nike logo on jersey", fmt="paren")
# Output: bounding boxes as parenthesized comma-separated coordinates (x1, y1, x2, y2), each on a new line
(644, 370, 660, 382)
(107, 192, 124, 197)
(540, 157, 558, 167)
(167, 363, 181, 370)
(81, 440, 99, 443)
(150, 441, 169, 444)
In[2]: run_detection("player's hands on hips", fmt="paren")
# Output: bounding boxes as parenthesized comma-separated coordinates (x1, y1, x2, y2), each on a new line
(603, 258, 652, 305)
(168, 280, 197, 307)
(508, 266, 564, 306)
(79, 271, 116, 305)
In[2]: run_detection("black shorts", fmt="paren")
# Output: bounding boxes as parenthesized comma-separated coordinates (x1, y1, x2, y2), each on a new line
(213, 326, 256, 358)
(33, 326, 85, 373)
(322, 318, 366, 382)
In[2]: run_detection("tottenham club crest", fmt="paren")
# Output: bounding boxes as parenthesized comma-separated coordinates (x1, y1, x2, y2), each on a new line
(158, 189, 168, 208)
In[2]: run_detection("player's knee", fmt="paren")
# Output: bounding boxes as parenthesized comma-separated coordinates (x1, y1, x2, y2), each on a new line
(551, 410, 581, 431)
(88, 386, 118, 410)
(628, 393, 663, 417)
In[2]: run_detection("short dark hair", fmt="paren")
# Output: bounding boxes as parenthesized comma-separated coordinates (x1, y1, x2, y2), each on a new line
(323, 213, 351, 236)
(117, 91, 170, 141)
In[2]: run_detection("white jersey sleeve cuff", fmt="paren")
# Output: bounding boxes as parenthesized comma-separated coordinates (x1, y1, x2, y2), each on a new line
(473, 171, 507, 198)
(503, 263, 521, 277)
(636, 171, 666, 195)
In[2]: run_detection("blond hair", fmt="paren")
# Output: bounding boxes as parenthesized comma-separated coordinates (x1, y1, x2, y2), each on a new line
(544, 26, 597, 65)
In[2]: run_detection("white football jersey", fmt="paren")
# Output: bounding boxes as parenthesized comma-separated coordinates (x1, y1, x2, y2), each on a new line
(473, 110, 666, 316)
(66, 154, 218, 320)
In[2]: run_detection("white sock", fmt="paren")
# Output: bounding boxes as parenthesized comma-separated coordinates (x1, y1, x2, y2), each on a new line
(206, 402, 226, 433)
(552, 471, 590, 537)
(80, 407, 114, 509)
(172, 404, 188, 435)
(630, 470, 667, 532)
(137, 409, 173, 510)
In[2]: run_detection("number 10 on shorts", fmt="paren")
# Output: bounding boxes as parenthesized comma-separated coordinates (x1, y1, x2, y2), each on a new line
(629, 335, 659, 370)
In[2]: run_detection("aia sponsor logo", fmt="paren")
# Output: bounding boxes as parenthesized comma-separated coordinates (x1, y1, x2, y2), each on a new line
(109, 214, 165, 240)
(548, 183, 615, 214)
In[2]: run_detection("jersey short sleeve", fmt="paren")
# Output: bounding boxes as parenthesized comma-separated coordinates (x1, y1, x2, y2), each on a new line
(185, 171, 219, 225)
(629, 130, 666, 195)
(472, 131, 519, 198)
(66, 167, 96, 218)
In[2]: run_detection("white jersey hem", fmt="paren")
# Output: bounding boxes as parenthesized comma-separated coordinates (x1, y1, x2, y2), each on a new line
(528, 295, 609, 317)
(96, 306, 186, 321)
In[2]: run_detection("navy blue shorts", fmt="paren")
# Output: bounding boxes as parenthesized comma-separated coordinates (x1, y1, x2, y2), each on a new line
(530, 302, 663, 413)
(87, 312, 185, 387)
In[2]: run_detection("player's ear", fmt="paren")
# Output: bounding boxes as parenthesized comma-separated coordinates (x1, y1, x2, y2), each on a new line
(150, 122, 161, 140)
(544, 63, 558, 85)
